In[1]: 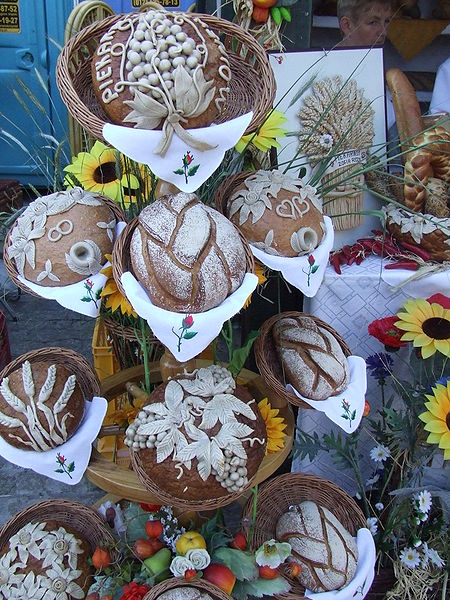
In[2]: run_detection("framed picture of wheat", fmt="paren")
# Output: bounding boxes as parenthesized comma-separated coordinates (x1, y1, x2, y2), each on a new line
(269, 47, 386, 240)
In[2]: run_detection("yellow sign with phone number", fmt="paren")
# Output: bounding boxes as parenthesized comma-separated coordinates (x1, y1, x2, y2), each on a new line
(132, 0, 180, 7)
(0, 0, 19, 33)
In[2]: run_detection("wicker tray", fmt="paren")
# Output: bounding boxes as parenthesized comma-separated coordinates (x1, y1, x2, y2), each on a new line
(0, 498, 115, 555)
(254, 311, 351, 409)
(241, 473, 366, 600)
(3, 194, 125, 298)
(143, 577, 232, 600)
(112, 217, 255, 299)
(56, 13, 276, 143)
(0, 346, 101, 400)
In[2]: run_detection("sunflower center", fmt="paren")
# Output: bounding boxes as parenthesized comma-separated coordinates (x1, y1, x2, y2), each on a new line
(94, 161, 117, 184)
(446, 412, 450, 430)
(422, 317, 450, 340)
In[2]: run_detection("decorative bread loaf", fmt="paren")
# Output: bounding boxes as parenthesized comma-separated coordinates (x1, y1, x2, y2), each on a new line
(0, 360, 85, 451)
(227, 170, 325, 257)
(6, 187, 116, 287)
(157, 588, 214, 600)
(91, 10, 231, 155)
(130, 192, 247, 312)
(276, 502, 358, 592)
(0, 520, 92, 598)
(272, 316, 349, 401)
(126, 365, 266, 502)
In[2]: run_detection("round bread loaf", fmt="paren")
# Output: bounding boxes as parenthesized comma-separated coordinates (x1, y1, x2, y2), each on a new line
(0, 360, 85, 451)
(158, 588, 214, 600)
(227, 170, 325, 257)
(0, 520, 92, 598)
(126, 365, 266, 502)
(91, 10, 231, 132)
(130, 192, 247, 312)
(272, 316, 349, 400)
(276, 501, 358, 592)
(6, 187, 116, 287)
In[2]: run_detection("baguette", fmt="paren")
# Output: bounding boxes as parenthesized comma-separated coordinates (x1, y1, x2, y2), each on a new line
(386, 68, 424, 160)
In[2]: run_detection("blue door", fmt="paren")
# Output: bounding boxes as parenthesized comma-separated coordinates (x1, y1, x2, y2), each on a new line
(0, 0, 73, 187)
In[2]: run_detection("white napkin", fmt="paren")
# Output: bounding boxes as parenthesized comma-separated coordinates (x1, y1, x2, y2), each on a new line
(0, 397, 107, 485)
(381, 264, 450, 298)
(121, 271, 258, 362)
(250, 216, 334, 298)
(305, 528, 376, 600)
(16, 222, 127, 318)
(103, 112, 253, 193)
(286, 356, 367, 433)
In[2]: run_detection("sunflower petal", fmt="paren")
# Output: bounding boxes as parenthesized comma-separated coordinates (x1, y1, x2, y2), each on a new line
(423, 420, 448, 433)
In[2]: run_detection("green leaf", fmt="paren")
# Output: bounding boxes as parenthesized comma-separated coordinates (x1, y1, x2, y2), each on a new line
(173, 168, 184, 175)
(188, 164, 200, 176)
(80, 296, 91, 302)
(311, 265, 319, 273)
(213, 547, 258, 581)
(95, 288, 102, 300)
(183, 331, 198, 340)
(233, 576, 291, 598)
(55, 468, 64, 473)
(67, 462, 75, 472)
(228, 330, 259, 378)
(123, 503, 149, 544)
(351, 410, 356, 420)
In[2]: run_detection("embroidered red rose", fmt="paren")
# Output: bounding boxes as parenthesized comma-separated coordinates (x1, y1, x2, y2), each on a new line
(183, 315, 194, 328)
(308, 254, 315, 265)
(119, 581, 150, 600)
(368, 316, 407, 349)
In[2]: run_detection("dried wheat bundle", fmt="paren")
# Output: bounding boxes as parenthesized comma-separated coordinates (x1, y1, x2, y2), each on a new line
(298, 75, 375, 164)
(233, 0, 283, 52)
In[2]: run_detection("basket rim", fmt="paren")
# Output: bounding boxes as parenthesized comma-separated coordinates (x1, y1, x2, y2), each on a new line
(56, 11, 276, 143)
(3, 192, 125, 297)
(143, 577, 232, 600)
(254, 311, 351, 409)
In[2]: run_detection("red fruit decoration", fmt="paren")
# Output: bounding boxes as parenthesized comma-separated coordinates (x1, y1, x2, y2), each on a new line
(258, 565, 279, 579)
(118, 581, 150, 600)
(203, 563, 236, 595)
(184, 568, 197, 580)
(286, 562, 303, 578)
(229, 532, 247, 551)
(145, 519, 163, 539)
(91, 547, 112, 571)
(133, 538, 159, 560)
(252, 6, 269, 22)
(140, 503, 162, 512)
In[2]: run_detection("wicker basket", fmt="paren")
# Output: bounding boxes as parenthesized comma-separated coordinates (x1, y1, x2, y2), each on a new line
(214, 171, 253, 216)
(56, 13, 276, 144)
(0, 346, 101, 400)
(0, 179, 22, 213)
(3, 194, 125, 298)
(143, 577, 232, 600)
(322, 168, 364, 231)
(0, 498, 115, 556)
(103, 316, 163, 369)
(254, 311, 351, 409)
(241, 473, 366, 600)
(112, 217, 255, 299)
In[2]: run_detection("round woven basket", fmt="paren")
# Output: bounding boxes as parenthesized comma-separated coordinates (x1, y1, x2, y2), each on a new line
(0, 498, 115, 554)
(143, 577, 231, 600)
(214, 171, 252, 216)
(56, 13, 275, 143)
(254, 311, 351, 409)
(112, 217, 255, 299)
(0, 346, 101, 399)
(103, 317, 163, 369)
(241, 473, 366, 600)
(3, 194, 125, 298)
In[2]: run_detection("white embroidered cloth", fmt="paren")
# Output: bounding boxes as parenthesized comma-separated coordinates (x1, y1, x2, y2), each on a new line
(103, 112, 253, 193)
(287, 356, 367, 433)
(305, 528, 376, 600)
(16, 222, 127, 318)
(0, 397, 107, 485)
(121, 271, 258, 362)
(381, 263, 450, 297)
(250, 216, 334, 298)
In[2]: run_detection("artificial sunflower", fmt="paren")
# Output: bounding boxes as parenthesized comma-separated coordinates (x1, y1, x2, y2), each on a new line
(243, 262, 267, 309)
(101, 255, 137, 318)
(395, 298, 450, 359)
(419, 379, 450, 460)
(63, 140, 147, 207)
(235, 109, 288, 154)
(258, 397, 287, 454)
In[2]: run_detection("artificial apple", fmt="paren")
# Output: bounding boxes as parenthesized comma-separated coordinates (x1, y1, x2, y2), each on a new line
(143, 547, 172, 582)
(175, 531, 207, 555)
(145, 519, 163, 539)
(258, 565, 279, 579)
(228, 532, 247, 551)
(133, 538, 163, 559)
(203, 563, 236, 595)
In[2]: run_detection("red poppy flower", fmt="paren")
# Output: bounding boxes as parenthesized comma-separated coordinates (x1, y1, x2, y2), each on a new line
(368, 316, 407, 349)
(427, 293, 450, 310)
(119, 581, 150, 600)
